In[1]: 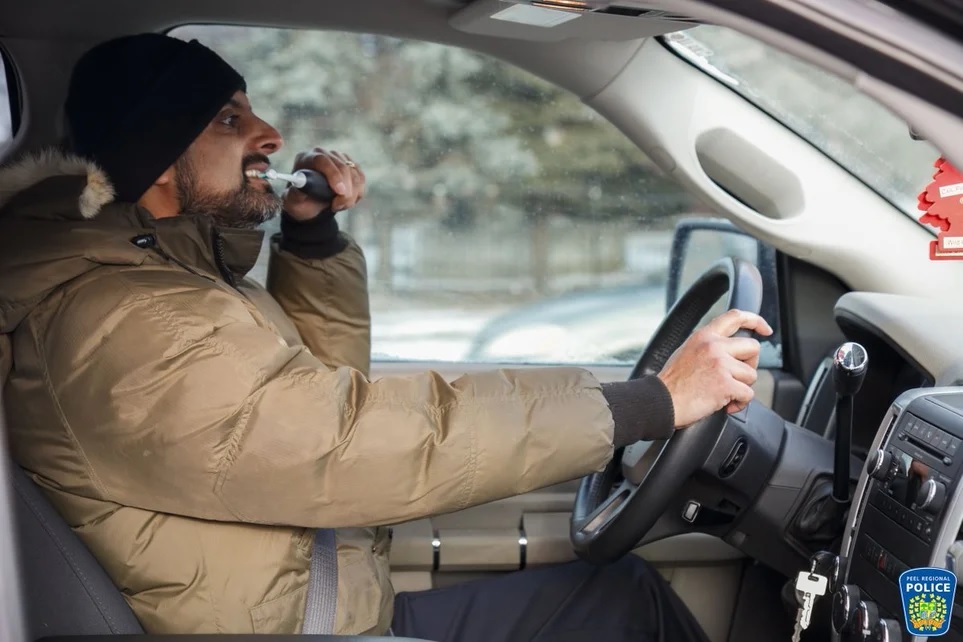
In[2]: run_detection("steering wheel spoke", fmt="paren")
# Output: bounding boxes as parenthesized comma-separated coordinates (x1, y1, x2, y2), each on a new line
(570, 257, 764, 565)
(575, 479, 635, 536)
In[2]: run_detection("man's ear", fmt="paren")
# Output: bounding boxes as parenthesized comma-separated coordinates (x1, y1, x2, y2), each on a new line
(137, 163, 180, 218)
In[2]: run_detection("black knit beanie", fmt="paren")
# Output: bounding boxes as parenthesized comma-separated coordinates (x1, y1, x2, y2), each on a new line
(64, 33, 247, 203)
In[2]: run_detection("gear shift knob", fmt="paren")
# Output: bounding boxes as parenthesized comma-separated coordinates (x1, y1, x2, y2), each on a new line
(831, 342, 867, 504)
(833, 342, 868, 397)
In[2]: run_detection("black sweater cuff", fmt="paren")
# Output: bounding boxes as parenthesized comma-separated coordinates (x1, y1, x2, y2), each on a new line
(602, 375, 676, 447)
(278, 211, 350, 260)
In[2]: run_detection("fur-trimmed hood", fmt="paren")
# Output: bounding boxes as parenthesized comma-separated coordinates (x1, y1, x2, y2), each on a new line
(0, 148, 116, 219)
(0, 148, 262, 334)
(0, 149, 148, 334)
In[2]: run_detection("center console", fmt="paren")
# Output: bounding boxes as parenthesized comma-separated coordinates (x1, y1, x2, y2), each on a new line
(836, 388, 963, 641)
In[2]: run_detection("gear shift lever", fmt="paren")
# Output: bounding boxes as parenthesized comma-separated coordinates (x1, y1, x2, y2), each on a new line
(832, 342, 868, 504)
(792, 342, 869, 545)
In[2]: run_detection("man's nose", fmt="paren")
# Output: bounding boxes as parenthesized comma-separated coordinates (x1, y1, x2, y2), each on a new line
(255, 119, 284, 155)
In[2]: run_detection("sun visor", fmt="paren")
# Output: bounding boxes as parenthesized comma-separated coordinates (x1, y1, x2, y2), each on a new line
(449, 0, 700, 41)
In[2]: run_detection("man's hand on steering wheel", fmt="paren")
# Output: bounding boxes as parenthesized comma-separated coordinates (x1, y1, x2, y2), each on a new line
(572, 258, 770, 564)
(657, 309, 774, 428)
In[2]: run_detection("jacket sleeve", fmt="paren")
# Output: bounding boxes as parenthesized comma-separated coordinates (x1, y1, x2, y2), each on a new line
(42, 270, 615, 529)
(266, 213, 370, 375)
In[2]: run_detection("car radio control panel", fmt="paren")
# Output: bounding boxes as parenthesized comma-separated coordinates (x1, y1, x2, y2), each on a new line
(838, 388, 963, 641)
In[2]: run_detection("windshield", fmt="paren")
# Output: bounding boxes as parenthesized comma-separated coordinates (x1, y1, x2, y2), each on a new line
(664, 26, 940, 230)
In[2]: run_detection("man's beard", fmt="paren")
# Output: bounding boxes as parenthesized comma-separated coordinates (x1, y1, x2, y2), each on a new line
(175, 153, 282, 230)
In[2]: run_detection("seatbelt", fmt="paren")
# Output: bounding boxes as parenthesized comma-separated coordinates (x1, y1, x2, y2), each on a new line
(302, 528, 338, 634)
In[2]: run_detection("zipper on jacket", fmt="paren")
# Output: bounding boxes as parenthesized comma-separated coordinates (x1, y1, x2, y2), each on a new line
(212, 230, 238, 288)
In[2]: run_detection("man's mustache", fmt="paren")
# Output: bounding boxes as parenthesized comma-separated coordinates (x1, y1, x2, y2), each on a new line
(241, 154, 278, 194)
(242, 154, 272, 172)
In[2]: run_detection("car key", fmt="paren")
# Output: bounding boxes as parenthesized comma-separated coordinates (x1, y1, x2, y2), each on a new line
(810, 550, 844, 594)
(792, 552, 839, 625)
(793, 570, 828, 641)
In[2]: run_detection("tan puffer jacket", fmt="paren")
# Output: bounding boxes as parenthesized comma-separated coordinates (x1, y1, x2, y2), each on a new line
(0, 151, 615, 635)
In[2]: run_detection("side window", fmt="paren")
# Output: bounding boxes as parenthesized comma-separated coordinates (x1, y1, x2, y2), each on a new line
(0, 52, 15, 151)
(173, 26, 781, 368)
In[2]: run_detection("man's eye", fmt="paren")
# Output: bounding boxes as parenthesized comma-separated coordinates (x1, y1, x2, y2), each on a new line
(219, 114, 240, 128)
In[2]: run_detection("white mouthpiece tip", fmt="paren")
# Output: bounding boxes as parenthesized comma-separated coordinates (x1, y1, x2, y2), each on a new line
(246, 169, 280, 180)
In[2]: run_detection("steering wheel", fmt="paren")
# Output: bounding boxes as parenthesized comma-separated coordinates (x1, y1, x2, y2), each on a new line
(570, 257, 764, 565)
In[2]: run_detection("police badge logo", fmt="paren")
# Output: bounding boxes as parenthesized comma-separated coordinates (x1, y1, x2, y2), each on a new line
(899, 567, 956, 636)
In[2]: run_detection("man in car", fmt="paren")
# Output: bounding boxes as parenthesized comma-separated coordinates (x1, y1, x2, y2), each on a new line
(0, 34, 771, 641)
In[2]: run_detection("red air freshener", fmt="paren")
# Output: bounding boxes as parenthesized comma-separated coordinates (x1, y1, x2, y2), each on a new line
(918, 156, 963, 259)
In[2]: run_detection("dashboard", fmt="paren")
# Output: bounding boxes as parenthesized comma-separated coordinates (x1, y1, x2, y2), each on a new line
(795, 355, 930, 452)
(829, 293, 963, 642)
(839, 390, 963, 641)
(796, 294, 935, 451)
